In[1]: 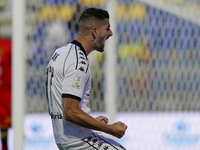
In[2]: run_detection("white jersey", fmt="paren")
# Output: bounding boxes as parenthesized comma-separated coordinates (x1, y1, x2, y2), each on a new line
(45, 40, 93, 144)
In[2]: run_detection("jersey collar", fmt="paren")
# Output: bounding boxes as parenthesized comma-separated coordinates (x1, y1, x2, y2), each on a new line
(71, 40, 87, 57)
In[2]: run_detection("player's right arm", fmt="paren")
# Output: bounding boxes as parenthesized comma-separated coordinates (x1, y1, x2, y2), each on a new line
(63, 97, 128, 138)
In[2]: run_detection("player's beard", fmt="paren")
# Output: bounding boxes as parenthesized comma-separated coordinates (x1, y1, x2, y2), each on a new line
(96, 36, 105, 52)
(96, 45, 104, 52)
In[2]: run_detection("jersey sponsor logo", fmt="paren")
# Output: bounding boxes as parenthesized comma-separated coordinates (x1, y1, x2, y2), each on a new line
(78, 66, 85, 72)
(72, 76, 81, 89)
(79, 52, 84, 56)
(77, 59, 88, 73)
(79, 56, 85, 60)
(50, 112, 63, 121)
(76, 51, 89, 73)
(79, 60, 86, 65)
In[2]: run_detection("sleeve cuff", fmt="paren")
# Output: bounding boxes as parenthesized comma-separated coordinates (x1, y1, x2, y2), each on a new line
(62, 94, 81, 101)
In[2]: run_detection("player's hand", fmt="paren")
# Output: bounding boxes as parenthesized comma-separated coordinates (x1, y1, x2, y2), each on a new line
(109, 121, 127, 138)
(95, 116, 108, 124)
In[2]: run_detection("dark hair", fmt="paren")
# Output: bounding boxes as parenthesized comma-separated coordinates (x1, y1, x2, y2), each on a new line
(78, 8, 109, 35)
(79, 8, 109, 22)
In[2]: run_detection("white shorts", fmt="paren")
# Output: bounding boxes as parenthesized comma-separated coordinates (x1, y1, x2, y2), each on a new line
(56, 133, 126, 150)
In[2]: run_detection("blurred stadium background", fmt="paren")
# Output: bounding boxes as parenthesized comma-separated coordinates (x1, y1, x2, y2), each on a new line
(1, 0, 200, 150)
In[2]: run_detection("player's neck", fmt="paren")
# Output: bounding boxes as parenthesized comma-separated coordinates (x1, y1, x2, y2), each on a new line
(75, 35, 95, 56)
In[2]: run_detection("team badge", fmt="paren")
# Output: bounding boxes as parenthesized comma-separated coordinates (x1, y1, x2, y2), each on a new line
(72, 76, 81, 89)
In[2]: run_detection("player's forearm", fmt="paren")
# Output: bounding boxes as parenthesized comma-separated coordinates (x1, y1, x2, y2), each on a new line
(64, 108, 111, 134)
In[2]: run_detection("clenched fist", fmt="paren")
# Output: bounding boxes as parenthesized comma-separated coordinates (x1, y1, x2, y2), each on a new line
(109, 121, 128, 138)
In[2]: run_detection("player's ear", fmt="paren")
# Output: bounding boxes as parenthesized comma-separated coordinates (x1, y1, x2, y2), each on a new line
(91, 26, 97, 39)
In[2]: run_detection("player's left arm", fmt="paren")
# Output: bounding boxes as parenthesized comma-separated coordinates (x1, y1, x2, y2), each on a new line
(63, 97, 127, 138)
(63, 97, 110, 131)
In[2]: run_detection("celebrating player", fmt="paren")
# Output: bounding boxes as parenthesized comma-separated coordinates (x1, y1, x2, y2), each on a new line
(45, 8, 127, 150)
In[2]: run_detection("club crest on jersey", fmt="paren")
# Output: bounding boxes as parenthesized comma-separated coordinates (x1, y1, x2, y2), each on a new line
(72, 76, 81, 89)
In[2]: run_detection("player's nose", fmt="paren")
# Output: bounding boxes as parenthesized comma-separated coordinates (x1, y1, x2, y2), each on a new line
(106, 30, 113, 40)
(109, 29, 113, 36)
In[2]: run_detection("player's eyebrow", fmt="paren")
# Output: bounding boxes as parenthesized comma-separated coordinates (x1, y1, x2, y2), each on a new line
(107, 25, 111, 29)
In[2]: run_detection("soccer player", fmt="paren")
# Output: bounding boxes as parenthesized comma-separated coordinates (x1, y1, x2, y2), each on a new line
(45, 8, 127, 150)
(0, 38, 12, 150)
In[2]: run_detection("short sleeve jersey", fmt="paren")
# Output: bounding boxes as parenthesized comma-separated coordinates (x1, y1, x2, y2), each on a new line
(46, 40, 93, 144)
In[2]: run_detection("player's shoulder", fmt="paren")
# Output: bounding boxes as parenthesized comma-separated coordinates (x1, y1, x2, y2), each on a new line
(51, 43, 75, 61)
(68, 41, 90, 73)
(64, 41, 88, 62)
(55, 41, 89, 73)
(55, 43, 84, 57)
(55, 43, 72, 54)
